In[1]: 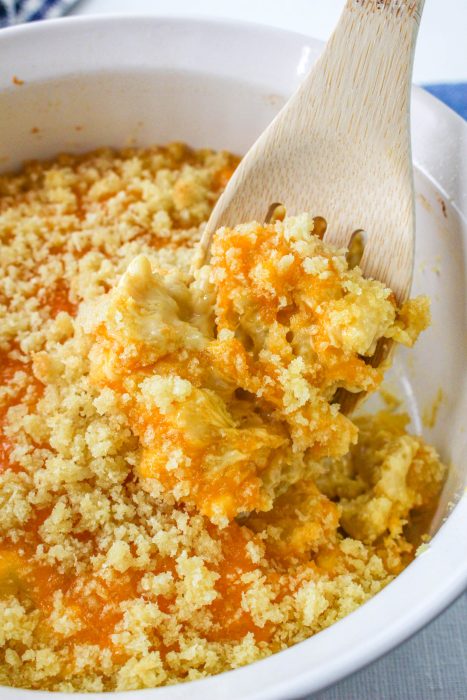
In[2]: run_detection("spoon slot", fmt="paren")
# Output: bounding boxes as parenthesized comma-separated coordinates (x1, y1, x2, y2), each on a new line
(265, 202, 286, 223)
(346, 229, 367, 268)
(312, 216, 327, 239)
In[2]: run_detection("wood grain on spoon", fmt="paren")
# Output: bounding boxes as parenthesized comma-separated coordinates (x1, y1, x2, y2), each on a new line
(193, 0, 424, 413)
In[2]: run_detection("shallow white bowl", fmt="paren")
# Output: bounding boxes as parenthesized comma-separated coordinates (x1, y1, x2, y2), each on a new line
(0, 15, 466, 700)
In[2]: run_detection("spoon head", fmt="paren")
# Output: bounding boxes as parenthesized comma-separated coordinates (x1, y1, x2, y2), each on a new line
(195, 0, 420, 412)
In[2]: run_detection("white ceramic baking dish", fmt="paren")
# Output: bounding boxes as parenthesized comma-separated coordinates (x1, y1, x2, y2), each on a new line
(0, 15, 466, 700)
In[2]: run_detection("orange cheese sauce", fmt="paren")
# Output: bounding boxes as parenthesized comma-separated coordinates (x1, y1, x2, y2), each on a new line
(0, 519, 292, 655)
(40, 280, 77, 319)
(0, 355, 42, 474)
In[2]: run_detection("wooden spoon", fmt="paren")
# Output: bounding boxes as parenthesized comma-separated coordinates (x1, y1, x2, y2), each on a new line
(193, 0, 424, 413)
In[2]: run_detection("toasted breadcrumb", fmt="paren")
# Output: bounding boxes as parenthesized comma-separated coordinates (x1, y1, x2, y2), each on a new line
(0, 144, 445, 691)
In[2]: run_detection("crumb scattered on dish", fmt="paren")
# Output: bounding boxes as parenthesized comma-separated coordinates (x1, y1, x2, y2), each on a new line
(422, 388, 443, 428)
(0, 143, 445, 691)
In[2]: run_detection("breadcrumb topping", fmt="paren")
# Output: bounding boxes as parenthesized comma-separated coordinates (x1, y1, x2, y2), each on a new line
(0, 143, 444, 692)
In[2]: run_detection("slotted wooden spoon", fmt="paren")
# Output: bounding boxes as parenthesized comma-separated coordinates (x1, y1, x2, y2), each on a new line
(193, 0, 424, 413)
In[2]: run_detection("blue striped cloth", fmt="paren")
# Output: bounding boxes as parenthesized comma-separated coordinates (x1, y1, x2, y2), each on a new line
(0, 0, 78, 26)
(424, 82, 467, 120)
(1, 0, 465, 121)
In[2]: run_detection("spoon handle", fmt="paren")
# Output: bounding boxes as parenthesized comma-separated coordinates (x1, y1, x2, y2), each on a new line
(295, 0, 425, 151)
(282, 0, 425, 298)
(348, 0, 423, 18)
